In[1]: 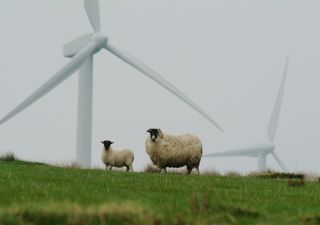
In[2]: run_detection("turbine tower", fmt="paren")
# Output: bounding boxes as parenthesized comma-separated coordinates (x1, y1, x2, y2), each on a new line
(0, 0, 223, 168)
(204, 56, 290, 172)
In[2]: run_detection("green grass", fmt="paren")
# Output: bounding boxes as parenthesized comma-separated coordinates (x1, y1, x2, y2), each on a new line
(0, 160, 319, 225)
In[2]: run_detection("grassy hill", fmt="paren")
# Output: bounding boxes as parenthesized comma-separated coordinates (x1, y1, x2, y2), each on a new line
(0, 159, 319, 225)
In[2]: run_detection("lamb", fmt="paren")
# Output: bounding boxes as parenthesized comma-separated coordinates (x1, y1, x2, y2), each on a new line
(101, 140, 134, 172)
(145, 128, 202, 175)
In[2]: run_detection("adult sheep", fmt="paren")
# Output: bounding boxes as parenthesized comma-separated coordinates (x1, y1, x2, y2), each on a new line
(101, 140, 134, 172)
(145, 128, 202, 175)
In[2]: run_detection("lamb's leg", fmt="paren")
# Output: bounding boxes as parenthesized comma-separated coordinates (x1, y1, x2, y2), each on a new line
(195, 166, 200, 175)
(109, 166, 112, 171)
(125, 165, 129, 172)
(129, 165, 134, 172)
(161, 168, 167, 174)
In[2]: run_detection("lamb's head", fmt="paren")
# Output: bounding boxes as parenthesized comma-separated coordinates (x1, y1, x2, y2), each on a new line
(101, 140, 114, 151)
(146, 128, 163, 143)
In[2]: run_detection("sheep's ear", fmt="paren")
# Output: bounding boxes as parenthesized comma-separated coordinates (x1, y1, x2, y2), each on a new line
(157, 129, 163, 137)
(110, 141, 114, 144)
(100, 141, 104, 144)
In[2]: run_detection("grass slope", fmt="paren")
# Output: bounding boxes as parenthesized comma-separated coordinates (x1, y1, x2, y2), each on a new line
(0, 160, 319, 225)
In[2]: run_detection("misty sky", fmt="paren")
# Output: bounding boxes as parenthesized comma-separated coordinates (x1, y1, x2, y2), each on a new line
(0, 0, 319, 173)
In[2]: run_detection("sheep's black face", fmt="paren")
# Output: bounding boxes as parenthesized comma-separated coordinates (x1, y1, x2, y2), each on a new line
(101, 140, 114, 150)
(147, 128, 160, 143)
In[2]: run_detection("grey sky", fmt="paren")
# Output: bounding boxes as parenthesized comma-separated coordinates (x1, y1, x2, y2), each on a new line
(0, 0, 319, 173)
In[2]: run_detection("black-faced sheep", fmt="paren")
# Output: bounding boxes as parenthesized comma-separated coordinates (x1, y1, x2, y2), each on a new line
(101, 140, 134, 172)
(145, 128, 202, 175)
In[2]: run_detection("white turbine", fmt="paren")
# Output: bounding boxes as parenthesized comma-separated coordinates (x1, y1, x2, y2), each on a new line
(0, 0, 223, 168)
(203, 56, 290, 172)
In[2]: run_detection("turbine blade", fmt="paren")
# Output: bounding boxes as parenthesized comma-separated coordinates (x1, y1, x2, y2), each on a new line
(268, 55, 290, 142)
(105, 43, 223, 132)
(203, 146, 265, 157)
(271, 151, 289, 172)
(0, 42, 97, 126)
(84, 0, 101, 32)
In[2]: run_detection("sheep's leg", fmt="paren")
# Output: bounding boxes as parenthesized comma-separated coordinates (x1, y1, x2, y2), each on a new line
(161, 168, 167, 174)
(109, 166, 112, 171)
(187, 166, 193, 175)
(129, 165, 134, 172)
(125, 165, 129, 172)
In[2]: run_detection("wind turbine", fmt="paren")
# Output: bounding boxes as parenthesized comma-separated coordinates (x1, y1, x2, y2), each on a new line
(0, 0, 223, 168)
(203, 56, 290, 172)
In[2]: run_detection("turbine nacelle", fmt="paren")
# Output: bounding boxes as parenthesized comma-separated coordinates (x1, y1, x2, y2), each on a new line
(63, 33, 108, 58)
(256, 142, 275, 154)
(91, 33, 108, 52)
(242, 142, 275, 157)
